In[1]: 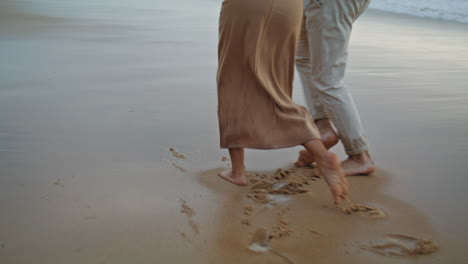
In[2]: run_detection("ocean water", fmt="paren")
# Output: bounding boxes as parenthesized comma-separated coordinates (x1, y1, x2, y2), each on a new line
(369, 0, 468, 23)
(3, 0, 468, 24)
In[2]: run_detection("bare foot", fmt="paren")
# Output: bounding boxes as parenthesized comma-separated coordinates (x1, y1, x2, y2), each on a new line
(294, 133, 338, 167)
(341, 151, 376, 176)
(218, 169, 248, 186)
(295, 119, 339, 167)
(294, 149, 313, 167)
(316, 119, 339, 149)
(320, 129, 339, 149)
(317, 151, 348, 203)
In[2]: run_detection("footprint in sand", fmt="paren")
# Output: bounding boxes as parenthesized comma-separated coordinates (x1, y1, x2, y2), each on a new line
(308, 229, 322, 235)
(336, 198, 385, 219)
(269, 208, 292, 240)
(220, 156, 231, 167)
(241, 206, 255, 226)
(244, 167, 322, 208)
(169, 148, 188, 173)
(169, 148, 187, 159)
(171, 161, 187, 173)
(248, 228, 294, 264)
(249, 228, 270, 253)
(362, 233, 439, 256)
(178, 199, 200, 235)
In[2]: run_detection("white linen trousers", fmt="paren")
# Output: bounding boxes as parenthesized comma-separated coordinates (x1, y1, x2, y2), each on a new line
(296, 0, 371, 155)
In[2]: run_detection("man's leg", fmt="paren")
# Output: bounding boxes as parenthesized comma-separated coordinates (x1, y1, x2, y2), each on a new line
(299, 0, 375, 175)
(296, 17, 331, 124)
(295, 16, 339, 167)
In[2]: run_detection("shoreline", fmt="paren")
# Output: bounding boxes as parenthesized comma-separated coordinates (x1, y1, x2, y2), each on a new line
(366, 8, 468, 26)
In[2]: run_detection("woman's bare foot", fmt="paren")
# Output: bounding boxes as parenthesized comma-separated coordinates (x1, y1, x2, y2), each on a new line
(320, 129, 339, 150)
(341, 151, 376, 176)
(316, 151, 348, 203)
(302, 139, 348, 203)
(295, 119, 339, 167)
(316, 119, 339, 149)
(218, 148, 247, 186)
(218, 169, 247, 186)
(294, 149, 313, 167)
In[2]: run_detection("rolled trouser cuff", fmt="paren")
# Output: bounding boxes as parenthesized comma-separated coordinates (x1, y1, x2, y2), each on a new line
(311, 112, 330, 121)
(342, 136, 368, 155)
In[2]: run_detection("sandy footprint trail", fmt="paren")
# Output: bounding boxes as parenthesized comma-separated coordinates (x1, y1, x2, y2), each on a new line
(245, 167, 320, 205)
(337, 197, 386, 219)
(248, 228, 295, 264)
(169, 148, 187, 159)
(178, 199, 200, 235)
(240, 165, 387, 246)
(241, 206, 254, 226)
(171, 161, 187, 173)
(362, 233, 439, 256)
(169, 148, 188, 173)
(245, 166, 385, 218)
(269, 208, 292, 240)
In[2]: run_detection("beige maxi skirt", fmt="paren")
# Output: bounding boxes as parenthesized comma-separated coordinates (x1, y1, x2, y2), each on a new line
(217, 0, 320, 149)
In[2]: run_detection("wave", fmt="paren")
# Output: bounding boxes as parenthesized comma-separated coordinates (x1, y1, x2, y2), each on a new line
(368, 0, 468, 24)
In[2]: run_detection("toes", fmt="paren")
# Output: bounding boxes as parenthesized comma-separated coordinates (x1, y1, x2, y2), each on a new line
(294, 159, 307, 167)
(334, 192, 348, 205)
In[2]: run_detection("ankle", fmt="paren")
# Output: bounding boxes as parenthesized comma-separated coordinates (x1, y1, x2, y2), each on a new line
(315, 119, 333, 132)
(349, 151, 372, 163)
(232, 165, 245, 175)
(315, 151, 335, 167)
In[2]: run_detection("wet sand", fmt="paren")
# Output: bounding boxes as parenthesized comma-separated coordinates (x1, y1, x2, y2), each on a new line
(1, 0, 468, 263)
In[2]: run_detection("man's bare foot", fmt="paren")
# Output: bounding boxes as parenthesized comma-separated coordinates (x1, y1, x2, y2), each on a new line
(218, 169, 248, 186)
(341, 151, 376, 176)
(316, 151, 348, 203)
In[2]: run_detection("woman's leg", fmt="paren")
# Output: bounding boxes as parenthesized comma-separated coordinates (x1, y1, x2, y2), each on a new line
(303, 139, 348, 203)
(218, 148, 247, 186)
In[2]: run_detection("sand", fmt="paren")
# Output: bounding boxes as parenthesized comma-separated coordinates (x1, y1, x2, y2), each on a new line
(169, 148, 187, 160)
(178, 199, 199, 235)
(1, 0, 468, 263)
(337, 198, 386, 219)
(362, 234, 439, 256)
(248, 228, 295, 264)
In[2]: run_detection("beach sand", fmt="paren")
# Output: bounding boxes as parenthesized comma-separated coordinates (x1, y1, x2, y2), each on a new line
(1, 0, 467, 263)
